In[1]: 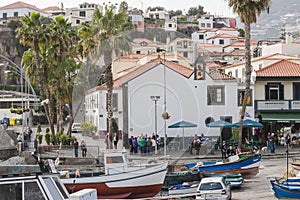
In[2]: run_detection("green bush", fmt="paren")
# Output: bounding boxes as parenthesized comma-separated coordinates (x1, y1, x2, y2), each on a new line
(45, 127, 50, 134)
(37, 124, 42, 134)
(45, 133, 51, 145)
(80, 122, 96, 134)
(37, 134, 43, 144)
(59, 134, 69, 145)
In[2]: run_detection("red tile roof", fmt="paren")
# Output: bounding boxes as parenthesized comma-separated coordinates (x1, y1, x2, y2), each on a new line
(207, 33, 238, 40)
(91, 56, 194, 91)
(0, 1, 44, 12)
(225, 53, 300, 70)
(256, 59, 300, 77)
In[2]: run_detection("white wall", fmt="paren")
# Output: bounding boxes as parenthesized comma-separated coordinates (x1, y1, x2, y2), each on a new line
(126, 63, 252, 138)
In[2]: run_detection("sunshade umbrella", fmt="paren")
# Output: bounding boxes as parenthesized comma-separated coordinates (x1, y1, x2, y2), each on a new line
(233, 119, 263, 142)
(168, 120, 197, 150)
(232, 119, 263, 127)
(206, 120, 233, 127)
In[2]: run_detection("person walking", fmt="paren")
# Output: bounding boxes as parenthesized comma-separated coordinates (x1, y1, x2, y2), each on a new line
(80, 139, 87, 157)
(221, 140, 227, 161)
(113, 133, 119, 149)
(73, 139, 79, 157)
(270, 132, 276, 153)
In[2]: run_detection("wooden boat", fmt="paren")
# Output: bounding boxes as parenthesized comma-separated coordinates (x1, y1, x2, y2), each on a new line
(202, 173, 244, 188)
(190, 154, 261, 178)
(168, 181, 199, 196)
(270, 179, 300, 199)
(60, 151, 168, 199)
(163, 170, 200, 189)
(270, 145, 300, 198)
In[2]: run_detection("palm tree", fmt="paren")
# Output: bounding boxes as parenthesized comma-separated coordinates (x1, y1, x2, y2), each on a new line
(228, 0, 271, 148)
(81, 4, 133, 148)
(15, 12, 55, 135)
(49, 16, 79, 136)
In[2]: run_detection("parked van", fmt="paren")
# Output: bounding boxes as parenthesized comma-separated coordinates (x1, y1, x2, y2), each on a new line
(72, 123, 82, 133)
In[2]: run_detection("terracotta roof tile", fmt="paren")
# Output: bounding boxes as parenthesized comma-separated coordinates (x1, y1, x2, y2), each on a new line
(93, 56, 194, 91)
(256, 59, 300, 77)
(208, 70, 236, 80)
(0, 1, 45, 12)
(207, 33, 238, 40)
(225, 53, 300, 69)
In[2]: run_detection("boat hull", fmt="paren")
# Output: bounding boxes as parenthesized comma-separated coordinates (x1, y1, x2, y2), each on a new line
(197, 154, 261, 178)
(270, 179, 300, 199)
(62, 162, 168, 199)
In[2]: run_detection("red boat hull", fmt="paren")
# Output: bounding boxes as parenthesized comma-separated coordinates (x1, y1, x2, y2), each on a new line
(65, 182, 163, 199)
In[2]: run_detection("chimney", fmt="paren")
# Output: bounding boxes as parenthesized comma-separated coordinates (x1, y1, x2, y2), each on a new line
(286, 33, 293, 44)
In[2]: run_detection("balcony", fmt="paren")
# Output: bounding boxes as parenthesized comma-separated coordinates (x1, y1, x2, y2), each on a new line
(255, 100, 300, 111)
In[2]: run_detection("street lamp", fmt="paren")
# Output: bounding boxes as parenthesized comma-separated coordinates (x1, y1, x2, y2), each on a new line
(150, 95, 160, 154)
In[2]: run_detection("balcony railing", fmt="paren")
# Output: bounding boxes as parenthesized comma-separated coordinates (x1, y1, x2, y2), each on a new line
(255, 100, 300, 111)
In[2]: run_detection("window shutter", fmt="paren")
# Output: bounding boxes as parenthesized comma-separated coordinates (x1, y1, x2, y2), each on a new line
(265, 85, 269, 100)
(279, 84, 284, 100)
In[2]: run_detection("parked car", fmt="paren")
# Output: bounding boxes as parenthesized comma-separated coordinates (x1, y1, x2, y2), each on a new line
(71, 123, 82, 133)
(195, 177, 231, 200)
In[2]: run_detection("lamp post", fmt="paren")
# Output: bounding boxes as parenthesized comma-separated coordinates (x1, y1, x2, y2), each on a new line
(151, 95, 160, 154)
(157, 48, 170, 158)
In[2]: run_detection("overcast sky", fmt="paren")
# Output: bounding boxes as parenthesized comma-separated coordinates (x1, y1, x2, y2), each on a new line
(0, 0, 236, 17)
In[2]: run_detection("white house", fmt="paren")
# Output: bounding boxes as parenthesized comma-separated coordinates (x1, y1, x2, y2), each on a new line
(0, 1, 47, 25)
(224, 53, 300, 82)
(207, 33, 239, 47)
(254, 59, 300, 132)
(65, 2, 102, 27)
(168, 38, 198, 64)
(86, 55, 254, 145)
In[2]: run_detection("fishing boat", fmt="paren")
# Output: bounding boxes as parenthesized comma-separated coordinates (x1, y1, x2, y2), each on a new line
(203, 172, 244, 188)
(163, 169, 200, 189)
(60, 151, 168, 199)
(190, 154, 261, 178)
(270, 179, 300, 199)
(270, 144, 300, 198)
(168, 181, 199, 196)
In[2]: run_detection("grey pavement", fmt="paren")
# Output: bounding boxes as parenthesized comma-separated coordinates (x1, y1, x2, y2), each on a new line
(9, 125, 300, 162)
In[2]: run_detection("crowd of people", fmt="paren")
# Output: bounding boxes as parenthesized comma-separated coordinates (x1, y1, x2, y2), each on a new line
(189, 133, 209, 155)
(128, 134, 161, 155)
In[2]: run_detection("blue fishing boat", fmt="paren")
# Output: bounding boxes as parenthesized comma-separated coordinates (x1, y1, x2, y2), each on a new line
(270, 179, 300, 199)
(189, 154, 261, 178)
(270, 144, 300, 199)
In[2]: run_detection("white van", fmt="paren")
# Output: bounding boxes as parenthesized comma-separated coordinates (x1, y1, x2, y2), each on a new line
(72, 123, 82, 133)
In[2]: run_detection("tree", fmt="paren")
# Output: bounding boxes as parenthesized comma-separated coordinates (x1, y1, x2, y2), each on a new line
(187, 5, 206, 17)
(91, 4, 133, 148)
(15, 12, 55, 137)
(119, 1, 128, 13)
(228, 0, 271, 148)
(169, 10, 183, 18)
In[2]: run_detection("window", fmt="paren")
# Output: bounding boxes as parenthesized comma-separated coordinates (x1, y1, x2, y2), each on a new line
(76, 19, 80, 24)
(207, 23, 211, 28)
(2, 13, 7, 19)
(183, 52, 188, 58)
(201, 23, 205, 28)
(79, 11, 86, 17)
(294, 83, 300, 100)
(219, 39, 224, 45)
(207, 86, 225, 105)
(112, 93, 118, 111)
(199, 34, 204, 40)
(13, 12, 18, 17)
(238, 89, 252, 106)
(265, 83, 284, 100)
(168, 23, 172, 27)
(235, 69, 238, 78)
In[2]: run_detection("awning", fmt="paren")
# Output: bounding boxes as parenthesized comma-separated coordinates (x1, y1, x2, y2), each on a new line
(261, 113, 300, 123)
